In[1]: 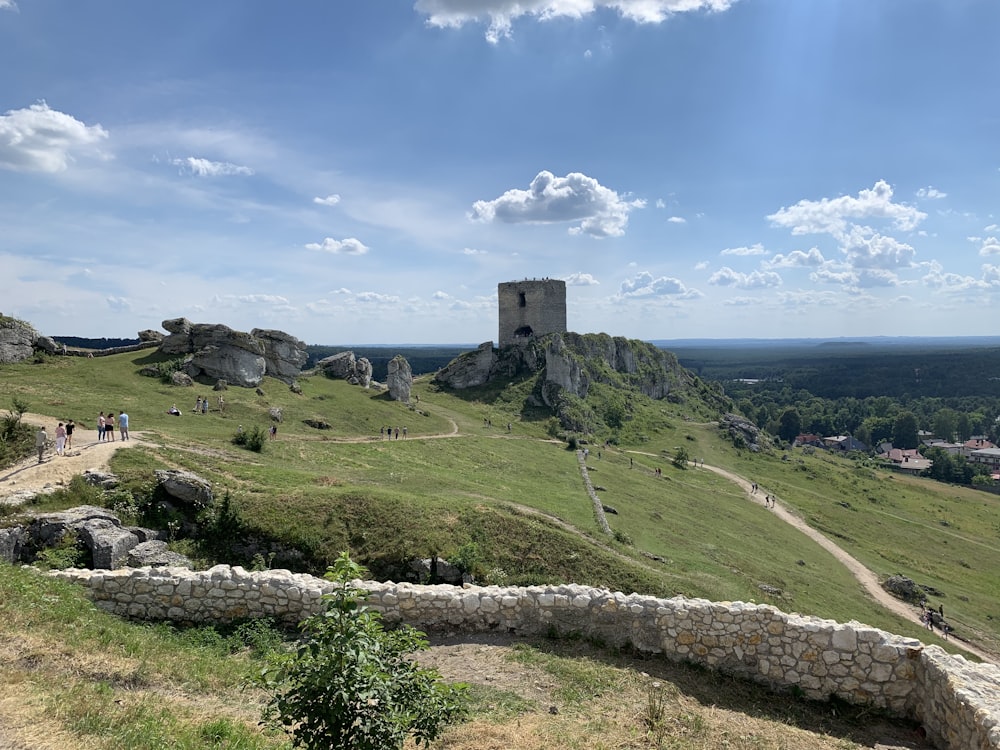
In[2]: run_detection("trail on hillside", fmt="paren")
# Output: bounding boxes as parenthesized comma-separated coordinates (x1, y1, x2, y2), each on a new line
(693, 460, 996, 664)
(0, 414, 148, 504)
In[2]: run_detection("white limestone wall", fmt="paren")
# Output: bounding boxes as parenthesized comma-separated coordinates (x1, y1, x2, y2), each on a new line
(49, 565, 1000, 750)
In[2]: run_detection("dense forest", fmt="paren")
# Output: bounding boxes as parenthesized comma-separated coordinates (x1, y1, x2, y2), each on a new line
(669, 339, 1000, 485)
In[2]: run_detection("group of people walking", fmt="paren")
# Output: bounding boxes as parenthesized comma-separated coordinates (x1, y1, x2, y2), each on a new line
(98, 411, 130, 441)
(380, 426, 406, 440)
(32, 410, 128, 464)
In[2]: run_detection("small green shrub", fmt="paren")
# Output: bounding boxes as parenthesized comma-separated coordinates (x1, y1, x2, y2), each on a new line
(257, 552, 467, 749)
(232, 425, 267, 453)
(35, 531, 87, 570)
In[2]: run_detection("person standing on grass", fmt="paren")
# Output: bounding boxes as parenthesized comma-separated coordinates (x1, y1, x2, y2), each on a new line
(118, 411, 129, 441)
(35, 425, 47, 463)
(65, 419, 75, 450)
(98, 411, 106, 442)
(105, 409, 116, 441)
(55, 422, 66, 455)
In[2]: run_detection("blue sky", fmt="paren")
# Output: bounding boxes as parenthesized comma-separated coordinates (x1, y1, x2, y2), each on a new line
(2, 1, 999, 345)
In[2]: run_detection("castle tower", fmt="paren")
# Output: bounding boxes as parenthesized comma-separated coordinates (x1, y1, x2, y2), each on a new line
(498, 278, 567, 348)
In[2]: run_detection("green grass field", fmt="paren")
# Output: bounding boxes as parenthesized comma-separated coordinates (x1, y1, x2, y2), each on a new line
(1, 348, 997, 747)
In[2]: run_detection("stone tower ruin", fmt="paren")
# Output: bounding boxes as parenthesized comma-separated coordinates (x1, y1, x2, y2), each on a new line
(498, 278, 567, 348)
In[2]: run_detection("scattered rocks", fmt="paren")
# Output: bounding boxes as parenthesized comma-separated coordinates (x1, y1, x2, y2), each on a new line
(126, 540, 192, 568)
(304, 418, 331, 430)
(268, 407, 283, 422)
(154, 470, 213, 509)
(82, 469, 119, 490)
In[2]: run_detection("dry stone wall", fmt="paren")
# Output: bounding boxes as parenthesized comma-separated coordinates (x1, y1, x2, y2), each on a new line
(49, 565, 1000, 750)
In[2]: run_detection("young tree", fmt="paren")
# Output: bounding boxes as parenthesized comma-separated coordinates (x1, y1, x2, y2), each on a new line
(777, 408, 801, 444)
(258, 552, 467, 749)
(892, 411, 920, 450)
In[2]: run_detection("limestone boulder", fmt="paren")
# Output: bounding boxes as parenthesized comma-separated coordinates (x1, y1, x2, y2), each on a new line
(317, 351, 357, 379)
(544, 335, 589, 399)
(171, 371, 194, 387)
(354, 357, 373, 388)
(252, 328, 308, 384)
(0, 526, 24, 564)
(155, 470, 213, 509)
(83, 469, 120, 490)
(433, 342, 496, 389)
(138, 329, 164, 343)
(27, 506, 121, 547)
(386, 355, 413, 403)
(126, 540, 192, 568)
(77, 519, 139, 569)
(159, 317, 194, 354)
(0, 317, 37, 363)
(35, 335, 59, 354)
(189, 343, 266, 388)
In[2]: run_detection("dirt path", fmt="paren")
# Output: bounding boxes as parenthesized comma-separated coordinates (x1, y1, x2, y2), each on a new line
(0, 414, 148, 504)
(696, 461, 996, 664)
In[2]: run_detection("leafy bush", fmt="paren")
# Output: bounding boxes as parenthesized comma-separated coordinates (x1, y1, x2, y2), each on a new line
(672, 445, 690, 469)
(232, 425, 266, 453)
(257, 552, 467, 749)
(35, 531, 87, 570)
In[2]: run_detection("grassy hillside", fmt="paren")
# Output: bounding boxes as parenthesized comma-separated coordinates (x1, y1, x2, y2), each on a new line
(3, 347, 996, 656)
(3, 346, 995, 748)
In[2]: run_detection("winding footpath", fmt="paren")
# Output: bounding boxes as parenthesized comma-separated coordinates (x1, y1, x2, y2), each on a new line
(696, 461, 996, 664)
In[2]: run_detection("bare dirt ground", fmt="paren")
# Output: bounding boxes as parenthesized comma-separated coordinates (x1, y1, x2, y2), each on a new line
(0, 414, 151, 505)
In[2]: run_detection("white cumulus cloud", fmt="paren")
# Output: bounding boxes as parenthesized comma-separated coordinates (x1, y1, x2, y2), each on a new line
(0, 102, 108, 173)
(564, 272, 599, 286)
(766, 248, 825, 268)
(463, 247, 487, 255)
(767, 180, 926, 239)
(416, 0, 739, 43)
(978, 236, 1000, 256)
(305, 237, 370, 255)
(469, 170, 644, 238)
(842, 230, 914, 269)
(313, 194, 341, 206)
(667, 216, 686, 224)
(707, 267, 782, 289)
(171, 156, 254, 177)
(618, 271, 699, 298)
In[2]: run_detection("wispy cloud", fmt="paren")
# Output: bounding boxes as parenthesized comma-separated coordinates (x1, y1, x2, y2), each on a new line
(305, 237, 370, 255)
(416, 0, 740, 43)
(721, 243, 766, 256)
(313, 194, 341, 206)
(916, 186, 947, 200)
(171, 157, 254, 177)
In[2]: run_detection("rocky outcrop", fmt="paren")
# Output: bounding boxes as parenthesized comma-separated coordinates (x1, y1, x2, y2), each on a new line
(126, 540, 192, 568)
(434, 332, 718, 432)
(155, 470, 213, 509)
(0, 316, 38, 364)
(433, 342, 496, 389)
(317, 351, 374, 388)
(386, 355, 412, 402)
(82, 469, 120, 490)
(138, 329, 164, 343)
(252, 328, 308, 385)
(720, 413, 768, 453)
(24, 506, 138, 569)
(158, 318, 306, 388)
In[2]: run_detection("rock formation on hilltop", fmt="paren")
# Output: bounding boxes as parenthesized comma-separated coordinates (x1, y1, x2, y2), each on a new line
(317, 351, 373, 388)
(386, 355, 413, 402)
(0, 315, 59, 363)
(158, 318, 307, 388)
(435, 332, 729, 432)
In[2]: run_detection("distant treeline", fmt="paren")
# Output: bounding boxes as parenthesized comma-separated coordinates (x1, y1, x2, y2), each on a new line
(665, 341, 1000, 447)
(669, 342, 1000, 400)
(54, 336, 141, 350)
(306, 345, 468, 382)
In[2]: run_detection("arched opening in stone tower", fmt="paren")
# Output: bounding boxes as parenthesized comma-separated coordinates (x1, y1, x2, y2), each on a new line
(514, 325, 533, 339)
(518, 292, 526, 307)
